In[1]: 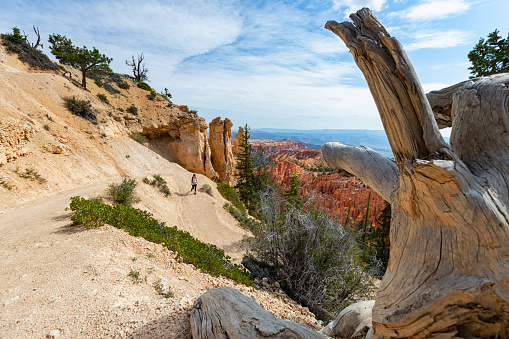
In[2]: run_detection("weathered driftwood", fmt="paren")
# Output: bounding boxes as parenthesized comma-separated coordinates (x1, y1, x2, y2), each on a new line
(190, 286, 325, 339)
(323, 8, 509, 338)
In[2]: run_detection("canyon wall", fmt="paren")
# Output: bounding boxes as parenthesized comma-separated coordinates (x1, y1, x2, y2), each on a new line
(266, 148, 385, 225)
(209, 117, 235, 185)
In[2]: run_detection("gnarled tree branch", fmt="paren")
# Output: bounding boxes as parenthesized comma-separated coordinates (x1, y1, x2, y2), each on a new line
(322, 142, 398, 202)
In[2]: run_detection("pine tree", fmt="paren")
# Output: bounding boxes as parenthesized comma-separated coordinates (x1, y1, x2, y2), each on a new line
(234, 125, 257, 211)
(283, 168, 303, 208)
(468, 29, 509, 77)
(48, 34, 112, 89)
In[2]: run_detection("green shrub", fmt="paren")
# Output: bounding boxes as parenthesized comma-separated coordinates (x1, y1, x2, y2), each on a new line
(148, 89, 157, 100)
(199, 184, 213, 196)
(118, 81, 130, 90)
(15, 167, 47, 184)
(126, 104, 138, 115)
(131, 133, 147, 144)
(63, 96, 97, 123)
(137, 82, 152, 91)
(94, 79, 103, 88)
(97, 93, 109, 104)
(1, 27, 58, 71)
(217, 183, 246, 213)
(247, 190, 381, 320)
(224, 203, 256, 230)
(103, 83, 120, 94)
(143, 174, 171, 197)
(68, 196, 252, 285)
(108, 177, 140, 206)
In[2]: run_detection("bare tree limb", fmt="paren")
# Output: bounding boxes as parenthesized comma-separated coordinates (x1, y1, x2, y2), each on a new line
(322, 143, 398, 202)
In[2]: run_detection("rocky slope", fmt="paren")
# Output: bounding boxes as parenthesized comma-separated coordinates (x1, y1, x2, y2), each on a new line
(0, 45, 320, 337)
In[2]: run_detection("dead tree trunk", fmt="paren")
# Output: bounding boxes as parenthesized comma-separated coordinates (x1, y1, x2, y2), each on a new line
(323, 8, 509, 338)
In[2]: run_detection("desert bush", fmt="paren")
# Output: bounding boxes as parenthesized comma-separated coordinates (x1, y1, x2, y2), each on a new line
(118, 81, 130, 90)
(1, 27, 57, 71)
(199, 184, 213, 196)
(0, 178, 14, 190)
(131, 133, 147, 144)
(126, 104, 138, 115)
(15, 167, 47, 184)
(108, 177, 140, 206)
(103, 83, 120, 94)
(217, 183, 246, 213)
(97, 93, 109, 104)
(63, 96, 97, 123)
(137, 82, 152, 91)
(143, 174, 171, 197)
(224, 203, 257, 230)
(94, 79, 103, 87)
(68, 196, 251, 285)
(247, 190, 381, 320)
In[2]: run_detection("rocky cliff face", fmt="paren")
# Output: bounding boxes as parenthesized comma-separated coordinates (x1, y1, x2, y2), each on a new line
(251, 139, 306, 155)
(232, 126, 243, 155)
(266, 148, 384, 225)
(209, 117, 235, 185)
(142, 110, 218, 181)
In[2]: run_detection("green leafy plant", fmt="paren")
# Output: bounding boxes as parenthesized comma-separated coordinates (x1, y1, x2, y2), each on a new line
(118, 81, 130, 90)
(15, 167, 47, 183)
(97, 93, 109, 104)
(217, 183, 246, 213)
(1, 27, 57, 71)
(143, 174, 171, 197)
(224, 203, 256, 231)
(63, 96, 97, 123)
(200, 184, 213, 196)
(126, 104, 138, 115)
(153, 279, 174, 298)
(137, 82, 152, 91)
(68, 196, 252, 285)
(128, 270, 146, 283)
(0, 178, 14, 190)
(131, 133, 147, 144)
(108, 177, 140, 206)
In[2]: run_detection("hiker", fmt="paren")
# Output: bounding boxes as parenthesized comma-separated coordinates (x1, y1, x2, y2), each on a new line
(191, 174, 197, 194)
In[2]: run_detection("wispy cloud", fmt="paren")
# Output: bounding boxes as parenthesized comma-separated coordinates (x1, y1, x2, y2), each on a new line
(405, 29, 472, 51)
(399, 0, 472, 21)
(332, 0, 387, 17)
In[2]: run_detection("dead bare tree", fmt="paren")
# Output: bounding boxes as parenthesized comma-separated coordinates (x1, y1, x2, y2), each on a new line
(22, 26, 43, 49)
(322, 8, 509, 338)
(126, 53, 148, 83)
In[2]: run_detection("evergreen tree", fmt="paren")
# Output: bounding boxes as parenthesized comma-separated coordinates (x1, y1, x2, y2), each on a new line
(234, 125, 257, 211)
(283, 168, 303, 208)
(468, 29, 509, 77)
(48, 34, 112, 89)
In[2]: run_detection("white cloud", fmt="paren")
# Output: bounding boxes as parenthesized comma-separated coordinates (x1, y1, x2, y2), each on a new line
(402, 0, 472, 21)
(333, 0, 387, 17)
(405, 30, 471, 51)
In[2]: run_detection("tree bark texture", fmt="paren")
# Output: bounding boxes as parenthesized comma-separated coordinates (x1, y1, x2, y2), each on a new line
(323, 8, 509, 338)
(190, 286, 325, 339)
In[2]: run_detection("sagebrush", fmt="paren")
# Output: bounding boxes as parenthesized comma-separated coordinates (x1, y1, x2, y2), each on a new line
(108, 177, 140, 206)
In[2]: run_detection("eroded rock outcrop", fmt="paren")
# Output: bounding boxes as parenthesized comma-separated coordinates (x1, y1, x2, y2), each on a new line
(208, 117, 235, 185)
(0, 119, 34, 166)
(232, 126, 243, 155)
(142, 111, 218, 180)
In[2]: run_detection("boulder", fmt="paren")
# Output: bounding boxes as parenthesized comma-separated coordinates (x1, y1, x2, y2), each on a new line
(320, 300, 374, 338)
(208, 117, 235, 184)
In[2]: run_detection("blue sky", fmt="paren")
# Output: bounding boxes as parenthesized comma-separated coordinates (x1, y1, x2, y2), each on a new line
(1, 0, 507, 132)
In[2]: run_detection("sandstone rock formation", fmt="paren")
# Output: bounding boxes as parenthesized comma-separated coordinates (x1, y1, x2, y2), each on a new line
(208, 117, 235, 184)
(143, 111, 218, 181)
(232, 126, 243, 154)
(266, 148, 384, 225)
(0, 119, 34, 166)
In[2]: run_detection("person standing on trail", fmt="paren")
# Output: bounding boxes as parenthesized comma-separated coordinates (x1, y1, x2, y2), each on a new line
(191, 174, 197, 195)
